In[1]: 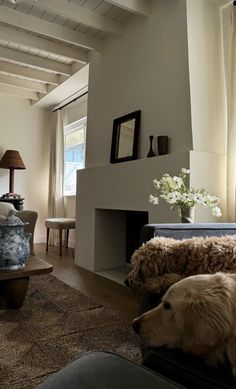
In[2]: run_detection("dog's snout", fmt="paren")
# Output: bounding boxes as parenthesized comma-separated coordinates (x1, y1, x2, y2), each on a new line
(132, 319, 141, 334)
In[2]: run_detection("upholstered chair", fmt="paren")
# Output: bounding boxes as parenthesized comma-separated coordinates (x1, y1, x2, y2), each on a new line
(0, 202, 38, 255)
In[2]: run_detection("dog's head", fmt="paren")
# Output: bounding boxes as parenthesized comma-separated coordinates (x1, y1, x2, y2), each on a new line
(132, 273, 236, 374)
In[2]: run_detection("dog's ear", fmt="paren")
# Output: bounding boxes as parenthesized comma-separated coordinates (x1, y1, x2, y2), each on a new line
(126, 266, 145, 289)
(178, 279, 233, 355)
(127, 247, 163, 289)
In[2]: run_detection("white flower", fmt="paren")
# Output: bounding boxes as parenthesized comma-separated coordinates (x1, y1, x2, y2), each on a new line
(180, 193, 190, 202)
(165, 192, 180, 204)
(172, 176, 182, 188)
(149, 195, 159, 205)
(192, 193, 203, 204)
(149, 169, 222, 217)
(208, 195, 219, 203)
(153, 179, 160, 189)
(212, 206, 222, 217)
(181, 168, 190, 174)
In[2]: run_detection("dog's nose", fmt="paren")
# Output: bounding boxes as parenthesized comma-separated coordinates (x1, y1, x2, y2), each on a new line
(132, 319, 140, 334)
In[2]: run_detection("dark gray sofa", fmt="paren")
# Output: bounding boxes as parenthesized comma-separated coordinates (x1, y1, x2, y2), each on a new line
(37, 351, 186, 389)
(140, 223, 236, 389)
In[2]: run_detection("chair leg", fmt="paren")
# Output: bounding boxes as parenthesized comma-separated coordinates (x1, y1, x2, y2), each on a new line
(66, 229, 69, 249)
(59, 229, 62, 256)
(46, 228, 50, 251)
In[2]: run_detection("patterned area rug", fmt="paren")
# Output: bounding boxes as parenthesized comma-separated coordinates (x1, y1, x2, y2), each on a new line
(0, 274, 141, 389)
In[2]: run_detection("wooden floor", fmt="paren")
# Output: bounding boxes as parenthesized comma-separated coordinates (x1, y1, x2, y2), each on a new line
(35, 243, 139, 322)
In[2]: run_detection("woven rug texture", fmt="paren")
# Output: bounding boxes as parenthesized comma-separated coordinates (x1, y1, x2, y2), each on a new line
(0, 274, 141, 389)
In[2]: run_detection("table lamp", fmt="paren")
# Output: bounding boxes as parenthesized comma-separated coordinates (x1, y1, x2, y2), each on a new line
(0, 150, 26, 198)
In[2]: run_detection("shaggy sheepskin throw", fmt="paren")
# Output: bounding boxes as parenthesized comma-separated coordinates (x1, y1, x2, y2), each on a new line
(126, 235, 236, 294)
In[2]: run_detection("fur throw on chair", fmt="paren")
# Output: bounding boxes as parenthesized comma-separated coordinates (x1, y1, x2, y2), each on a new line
(126, 235, 236, 294)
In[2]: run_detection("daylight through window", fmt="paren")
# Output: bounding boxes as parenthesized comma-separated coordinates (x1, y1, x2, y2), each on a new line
(64, 117, 87, 195)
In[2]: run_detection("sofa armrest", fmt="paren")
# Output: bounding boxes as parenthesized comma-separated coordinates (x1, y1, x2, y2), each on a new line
(37, 351, 186, 389)
(17, 210, 38, 255)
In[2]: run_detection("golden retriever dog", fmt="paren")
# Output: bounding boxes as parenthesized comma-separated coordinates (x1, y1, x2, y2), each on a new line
(132, 273, 236, 376)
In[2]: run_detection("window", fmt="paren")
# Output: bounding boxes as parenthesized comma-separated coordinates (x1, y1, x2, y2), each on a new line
(64, 117, 87, 195)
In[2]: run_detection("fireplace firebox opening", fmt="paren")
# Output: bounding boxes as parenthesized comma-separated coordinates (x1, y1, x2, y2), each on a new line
(126, 211, 149, 263)
(94, 209, 148, 283)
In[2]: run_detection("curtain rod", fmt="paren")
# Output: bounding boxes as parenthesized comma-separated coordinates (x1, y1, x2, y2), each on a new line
(52, 91, 88, 112)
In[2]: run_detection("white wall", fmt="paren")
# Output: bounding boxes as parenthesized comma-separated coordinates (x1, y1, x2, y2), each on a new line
(0, 93, 50, 242)
(190, 151, 227, 222)
(186, 0, 226, 154)
(86, 0, 193, 168)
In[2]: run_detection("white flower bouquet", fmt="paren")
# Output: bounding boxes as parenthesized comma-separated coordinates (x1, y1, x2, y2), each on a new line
(149, 168, 222, 217)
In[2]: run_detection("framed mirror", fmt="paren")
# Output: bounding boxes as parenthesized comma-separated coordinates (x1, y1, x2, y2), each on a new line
(110, 110, 141, 164)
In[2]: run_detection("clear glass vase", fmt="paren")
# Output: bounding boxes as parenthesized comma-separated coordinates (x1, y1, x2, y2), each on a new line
(180, 206, 194, 223)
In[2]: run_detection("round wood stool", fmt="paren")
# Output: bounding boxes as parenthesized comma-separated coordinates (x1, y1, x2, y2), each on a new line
(45, 218, 76, 256)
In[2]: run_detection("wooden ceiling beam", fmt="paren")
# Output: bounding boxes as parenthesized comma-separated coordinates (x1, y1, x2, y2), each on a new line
(0, 6, 103, 51)
(0, 46, 71, 75)
(0, 62, 61, 85)
(0, 25, 88, 64)
(25, 0, 124, 36)
(0, 74, 47, 93)
(105, 0, 150, 17)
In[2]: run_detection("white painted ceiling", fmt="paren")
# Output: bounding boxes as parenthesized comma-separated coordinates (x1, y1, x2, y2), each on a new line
(0, 0, 151, 109)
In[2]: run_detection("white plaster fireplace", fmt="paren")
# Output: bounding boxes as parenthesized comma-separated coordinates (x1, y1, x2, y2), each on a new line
(75, 150, 226, 279)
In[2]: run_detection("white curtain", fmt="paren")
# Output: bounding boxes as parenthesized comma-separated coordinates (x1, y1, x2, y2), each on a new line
(48, 110, 65, 245)
(222, 6, 236, 221)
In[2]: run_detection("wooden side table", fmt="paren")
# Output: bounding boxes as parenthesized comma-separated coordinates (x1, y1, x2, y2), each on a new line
(0, 196, 24, 211)
(0, 256, 53, 308)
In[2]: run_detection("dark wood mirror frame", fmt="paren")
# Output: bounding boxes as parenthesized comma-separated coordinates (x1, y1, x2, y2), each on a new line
(110, 110, 141, 164)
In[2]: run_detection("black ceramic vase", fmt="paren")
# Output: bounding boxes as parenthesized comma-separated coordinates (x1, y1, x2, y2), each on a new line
(147, 135, 155, 157)
(157, 136, 168, 155)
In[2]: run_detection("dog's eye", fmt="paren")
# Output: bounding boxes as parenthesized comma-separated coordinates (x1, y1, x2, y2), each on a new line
(163, 302, 171, 310)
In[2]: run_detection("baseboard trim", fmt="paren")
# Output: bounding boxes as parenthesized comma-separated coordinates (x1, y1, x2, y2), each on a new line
(34, 235, 46, 244)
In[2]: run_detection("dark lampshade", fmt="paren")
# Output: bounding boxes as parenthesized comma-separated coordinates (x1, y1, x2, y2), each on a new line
(0, 150, 25, 170)
(0, 150, 26, 196)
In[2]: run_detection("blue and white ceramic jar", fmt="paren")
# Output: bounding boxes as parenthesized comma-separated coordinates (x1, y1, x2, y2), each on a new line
(0, 211, 31, 270)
